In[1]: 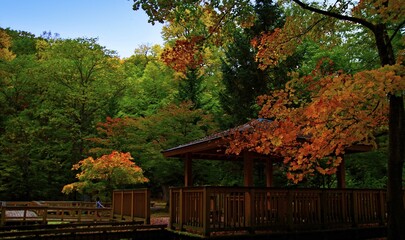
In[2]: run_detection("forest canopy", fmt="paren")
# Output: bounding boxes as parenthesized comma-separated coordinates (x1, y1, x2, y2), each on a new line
(0, 0, 403, 211)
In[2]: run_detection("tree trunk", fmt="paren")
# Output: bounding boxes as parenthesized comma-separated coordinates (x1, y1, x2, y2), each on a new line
(387, 94, 405, 240)
(374, 25, 405, 240)
(161, 185, 170, 208)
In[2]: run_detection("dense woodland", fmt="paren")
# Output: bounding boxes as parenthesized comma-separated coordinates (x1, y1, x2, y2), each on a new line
(0, 0, 403, 216)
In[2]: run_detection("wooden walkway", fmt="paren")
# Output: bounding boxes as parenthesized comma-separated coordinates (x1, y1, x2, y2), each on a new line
(0, 222, 167, 240)
(1, 205, 112, 225)
(0, 189, 151, 226)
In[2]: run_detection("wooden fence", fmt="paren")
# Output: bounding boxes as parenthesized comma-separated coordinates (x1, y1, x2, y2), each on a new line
(112, 189, 150, 224)
(0, 203, 111, 226)
(169, 187, 402, 236)
(0, 188, 150, 226)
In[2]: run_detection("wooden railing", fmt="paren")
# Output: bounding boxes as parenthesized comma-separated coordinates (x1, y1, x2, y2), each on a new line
(0, 189, 150, 226)
(169, 187, 401, 236)
(0, 204, 112, 226)
(112, 189, 150, 224)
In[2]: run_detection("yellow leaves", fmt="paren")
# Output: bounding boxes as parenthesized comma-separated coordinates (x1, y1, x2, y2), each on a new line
(61, 184, 75, 194)
(353, 64, 405, 97)
(35, 39, 51, 60)
(0, 29, 16, 61)
(352, 0, 405, 24)
(271, 137, 283, 147)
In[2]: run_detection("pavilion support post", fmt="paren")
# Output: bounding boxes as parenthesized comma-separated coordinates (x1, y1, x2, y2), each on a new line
(243, 151, 254, 187)
(265, 158, 274, 187)
(336, 155, 346, 188)
(184, 153, 193, 187)
(243, 151, 254, 231)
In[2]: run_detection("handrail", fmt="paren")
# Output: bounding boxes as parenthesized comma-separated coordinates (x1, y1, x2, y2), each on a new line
(0, 205, 112, 226)
(169, 187, 396, 236)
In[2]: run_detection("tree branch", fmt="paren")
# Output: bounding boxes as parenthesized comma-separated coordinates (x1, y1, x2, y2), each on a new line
(291, 0, 376, 32)
(390, 19, 405, 43)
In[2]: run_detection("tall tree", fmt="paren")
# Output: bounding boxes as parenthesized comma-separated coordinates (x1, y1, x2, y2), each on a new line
(158, 3, 225, 112)
(0, 36, 128, 200)
(220, 29, 267, 125)
(37, 38, 127, 163)
(220, 0, 289, 126)
(120, 55, 177, 117)
(0, 32, 68, 200)
(177, 67, 206, 109)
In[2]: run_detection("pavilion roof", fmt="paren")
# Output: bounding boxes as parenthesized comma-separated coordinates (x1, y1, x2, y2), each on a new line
(161, 119, 281, 161)
(162, 118, 372, 161)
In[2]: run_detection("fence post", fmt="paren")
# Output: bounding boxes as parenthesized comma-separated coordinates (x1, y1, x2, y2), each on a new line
(352, 190, 358, 227)
(179, 188, 184, 231)
(202, 187, 211, 237)
(320, 190, 326, 229)
(249, 188, 255, 233)
(244, 188, 252, 229)
(77, 207, 82, 222)
(145, 189, 151, 224)
(23, 208, 27, 222)
(42, 206, 48, 224)
(378, 190, 385, 225)
(120, 191, 124, 220)
(0, 205, 5, 226)
(169, 189, 173, 229)
(287, 190, 293, 231)
(111, 191, 115, 221)
(131, 190, 135, 221)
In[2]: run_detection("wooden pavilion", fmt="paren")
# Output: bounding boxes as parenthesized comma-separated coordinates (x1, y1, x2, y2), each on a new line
(163, 119, 372, 189)
(162, 119, 391, 237)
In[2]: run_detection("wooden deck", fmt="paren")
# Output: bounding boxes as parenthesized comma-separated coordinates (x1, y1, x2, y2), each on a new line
(169, 186, 404, 237)
(0, 221, 166, 240)
(1, 187, 401, 239)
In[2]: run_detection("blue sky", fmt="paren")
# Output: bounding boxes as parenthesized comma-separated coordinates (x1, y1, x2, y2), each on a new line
(0, 0, 163, 58)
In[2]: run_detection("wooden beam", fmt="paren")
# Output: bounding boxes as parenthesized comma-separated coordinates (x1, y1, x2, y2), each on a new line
(345, 144, 373, 153)
(184, 153, 193, 187)
(162, 138, 226, 158)
(336, 155, 346, 188)
(243, 151, 254, 187)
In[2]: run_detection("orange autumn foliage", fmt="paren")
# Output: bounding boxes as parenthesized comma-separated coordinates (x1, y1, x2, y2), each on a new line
(252, 16, 304, 69)
(227, 60, 404, 183)
(161, 36, 205, 73)
(62, 151, 148, 195)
